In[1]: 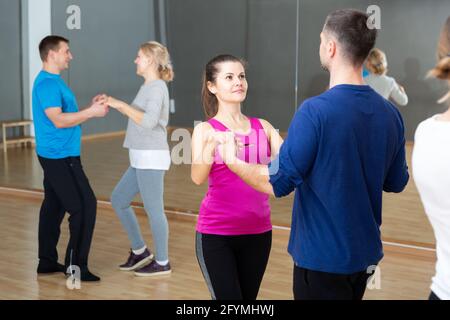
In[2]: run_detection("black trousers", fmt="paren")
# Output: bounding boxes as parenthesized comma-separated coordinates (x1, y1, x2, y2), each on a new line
(293, 265, 375, 300)
(38, 156, 97, 269)
(195, 231, 272, 300)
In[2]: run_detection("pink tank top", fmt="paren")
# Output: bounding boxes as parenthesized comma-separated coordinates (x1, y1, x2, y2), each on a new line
(196, 117, 272, 235)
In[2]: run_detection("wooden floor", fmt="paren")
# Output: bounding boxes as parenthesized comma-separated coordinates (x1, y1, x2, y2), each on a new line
(0, 190, 436, 300)
(0, 136, 435, 247)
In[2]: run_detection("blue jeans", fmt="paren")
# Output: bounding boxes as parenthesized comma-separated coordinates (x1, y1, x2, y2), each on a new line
(111, 167, 168, 261)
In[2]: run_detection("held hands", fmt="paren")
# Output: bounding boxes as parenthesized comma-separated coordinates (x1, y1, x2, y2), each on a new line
(89, 94, 109, 118)
(106, 96, 123, 110)
(204, 131, 228, 148)
(216, 131, 241, 164)
(92, 94, 107, 105)
(86, 93, 125, 118)
(204, 131, 244, 149)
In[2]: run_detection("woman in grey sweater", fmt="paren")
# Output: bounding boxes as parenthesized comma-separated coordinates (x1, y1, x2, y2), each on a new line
(364, 48, 408, 106)
(107, 41, 173, 277)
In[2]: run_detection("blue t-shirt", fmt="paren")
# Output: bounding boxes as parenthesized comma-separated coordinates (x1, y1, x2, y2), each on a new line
(269, 84, 409, 274)
(32, 70, 81, 159)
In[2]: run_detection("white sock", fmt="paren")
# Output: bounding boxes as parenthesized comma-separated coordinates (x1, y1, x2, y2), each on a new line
(132, 246, 147, 255)
(156, 260, 168, 266)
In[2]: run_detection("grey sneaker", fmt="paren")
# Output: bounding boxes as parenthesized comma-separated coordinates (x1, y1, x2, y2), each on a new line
(119, 249, 153, 271)
(134, 260, 172, 277)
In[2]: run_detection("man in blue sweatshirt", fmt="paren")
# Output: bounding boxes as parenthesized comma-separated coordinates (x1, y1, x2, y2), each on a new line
(220, 9, 409, 299)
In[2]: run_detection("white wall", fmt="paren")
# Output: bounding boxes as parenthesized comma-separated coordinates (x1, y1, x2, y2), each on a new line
(22, 0, 51, 136)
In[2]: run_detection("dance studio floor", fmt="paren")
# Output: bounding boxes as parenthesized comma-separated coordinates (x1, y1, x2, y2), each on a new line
(0, 135, 437, 299)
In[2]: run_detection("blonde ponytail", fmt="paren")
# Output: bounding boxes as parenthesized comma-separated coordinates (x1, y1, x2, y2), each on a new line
(428, 16, 450, 104)
(140, 41, 174, 82)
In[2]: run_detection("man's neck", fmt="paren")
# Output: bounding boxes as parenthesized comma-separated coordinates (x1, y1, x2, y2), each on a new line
(329, 63, 365, 89)
(43, 63, 61, 75)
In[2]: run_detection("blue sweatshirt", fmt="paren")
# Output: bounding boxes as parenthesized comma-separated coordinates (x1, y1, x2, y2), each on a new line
(269, 84, 409, 274)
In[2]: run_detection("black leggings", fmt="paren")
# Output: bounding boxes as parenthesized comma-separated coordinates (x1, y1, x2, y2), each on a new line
(195, 231, 272, 300)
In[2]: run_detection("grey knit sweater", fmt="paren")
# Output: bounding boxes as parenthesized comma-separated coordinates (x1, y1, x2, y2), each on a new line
(123, 79, 170, 150)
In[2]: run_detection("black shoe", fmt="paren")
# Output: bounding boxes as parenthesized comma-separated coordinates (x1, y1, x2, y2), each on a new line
(37, 262, 65, 274)
(80, 269, 101, 282)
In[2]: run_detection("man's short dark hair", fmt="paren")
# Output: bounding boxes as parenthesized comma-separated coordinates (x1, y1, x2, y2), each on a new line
(324, 9, 377, 66)
(39, 35, 69, 62)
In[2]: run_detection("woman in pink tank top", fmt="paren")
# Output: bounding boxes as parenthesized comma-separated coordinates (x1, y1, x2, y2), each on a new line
(191, 54, 283, 300)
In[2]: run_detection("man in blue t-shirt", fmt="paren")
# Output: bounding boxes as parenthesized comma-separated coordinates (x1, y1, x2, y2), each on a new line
(33, 35, 108, 282)
(219, 9, 409, 300)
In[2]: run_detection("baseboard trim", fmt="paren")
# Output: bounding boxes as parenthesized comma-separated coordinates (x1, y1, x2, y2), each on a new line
(82, 131, 126, 141)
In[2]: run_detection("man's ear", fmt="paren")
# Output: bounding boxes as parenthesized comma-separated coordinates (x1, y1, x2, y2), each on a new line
(46, 50, 55, 62)
(328, 39, 337, 58)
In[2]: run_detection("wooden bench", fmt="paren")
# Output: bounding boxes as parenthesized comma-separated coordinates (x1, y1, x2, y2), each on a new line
(1, 120, 34, 152)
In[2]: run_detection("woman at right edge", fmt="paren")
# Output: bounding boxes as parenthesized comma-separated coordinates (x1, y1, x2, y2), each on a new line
(412, 16, 450, 301)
